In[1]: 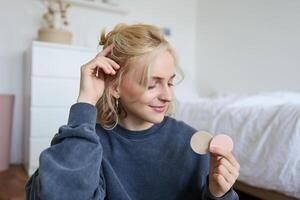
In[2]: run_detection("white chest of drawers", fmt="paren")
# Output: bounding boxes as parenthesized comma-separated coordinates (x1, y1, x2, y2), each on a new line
(24, 41, 97, 176)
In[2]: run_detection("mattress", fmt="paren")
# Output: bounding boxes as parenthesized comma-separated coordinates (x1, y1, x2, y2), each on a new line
(174, 92, 300, 198)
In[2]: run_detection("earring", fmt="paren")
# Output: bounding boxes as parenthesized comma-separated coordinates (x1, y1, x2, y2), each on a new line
(116, 98, 119, 108)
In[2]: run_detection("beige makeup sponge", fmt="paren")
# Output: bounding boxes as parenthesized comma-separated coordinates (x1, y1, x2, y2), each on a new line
(190, 131, 213, 154)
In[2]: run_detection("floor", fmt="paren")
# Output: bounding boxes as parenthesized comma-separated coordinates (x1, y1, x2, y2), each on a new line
(0, 165, 260, 200)
(237, 190, 261, 200)
(0, 165, 27, 200)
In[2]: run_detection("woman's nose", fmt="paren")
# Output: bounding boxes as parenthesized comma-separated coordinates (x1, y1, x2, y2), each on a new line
(159, 85, 172, 101)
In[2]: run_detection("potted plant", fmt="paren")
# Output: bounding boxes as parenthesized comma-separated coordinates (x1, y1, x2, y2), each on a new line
(37, 0, 73, 44)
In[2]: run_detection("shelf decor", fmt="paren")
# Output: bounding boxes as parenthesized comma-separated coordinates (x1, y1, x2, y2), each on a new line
(37, 0, 73, 44)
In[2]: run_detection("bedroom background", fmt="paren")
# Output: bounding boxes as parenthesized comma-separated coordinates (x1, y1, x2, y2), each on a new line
(1, 0, 198, 165)
(0, 0, 299, 199)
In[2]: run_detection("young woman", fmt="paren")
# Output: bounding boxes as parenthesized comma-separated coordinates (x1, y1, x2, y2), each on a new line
(26, 23, 240, 200)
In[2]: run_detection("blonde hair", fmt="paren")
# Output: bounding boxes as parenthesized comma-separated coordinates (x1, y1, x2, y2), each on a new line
(96, 23, 183, 129)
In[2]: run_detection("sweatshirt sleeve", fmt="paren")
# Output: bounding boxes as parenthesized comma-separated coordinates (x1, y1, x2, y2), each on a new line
(202, 184, 239, 200)
(25, 103, 106, 200)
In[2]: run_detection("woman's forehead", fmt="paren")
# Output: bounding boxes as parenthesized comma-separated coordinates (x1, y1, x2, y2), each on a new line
(126, 50, 175, 79)
(150, 51, 175, 72)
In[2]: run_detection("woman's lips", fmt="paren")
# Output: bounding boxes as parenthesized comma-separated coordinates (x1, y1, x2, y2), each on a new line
(149, 105, 166, 113)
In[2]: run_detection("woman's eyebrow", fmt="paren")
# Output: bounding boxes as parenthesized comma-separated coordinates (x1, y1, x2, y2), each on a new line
(151, 74, 176, 80)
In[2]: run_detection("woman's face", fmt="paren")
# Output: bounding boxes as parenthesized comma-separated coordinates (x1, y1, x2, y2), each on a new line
(118, 50, 176, 129)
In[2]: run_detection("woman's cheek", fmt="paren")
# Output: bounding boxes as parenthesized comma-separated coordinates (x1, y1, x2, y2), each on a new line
(143, 89, 161, 101)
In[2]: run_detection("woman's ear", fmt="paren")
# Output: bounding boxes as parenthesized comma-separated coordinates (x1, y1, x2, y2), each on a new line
(109, 84, 120, 99)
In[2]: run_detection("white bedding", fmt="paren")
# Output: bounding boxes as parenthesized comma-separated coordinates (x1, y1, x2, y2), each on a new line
(174, 92, 300, 198)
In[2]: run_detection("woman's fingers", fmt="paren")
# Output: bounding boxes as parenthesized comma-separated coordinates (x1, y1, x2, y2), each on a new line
(210, 147, 240, 170)
(97, 44, 114, 57)
(105, 57, 120, 70)
(217, 158, 239, 178)
(95, 60, 115, 75)
(210, 154, 236, 184)
(212, 173, 231, 193)
(80, 44, 120, 81)
(213, 164, 236, 185)
(83, 58, 118, 77)
(93, 57, 119, 76)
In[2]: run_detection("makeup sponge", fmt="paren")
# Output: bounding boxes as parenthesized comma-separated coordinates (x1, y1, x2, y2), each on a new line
(190, 131, 213, 154)
(190, 131, 234, 155)
(210, 134, 233, 152)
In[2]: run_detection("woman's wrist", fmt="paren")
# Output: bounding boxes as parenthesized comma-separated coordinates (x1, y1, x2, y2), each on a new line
(77, 95, 97, 106)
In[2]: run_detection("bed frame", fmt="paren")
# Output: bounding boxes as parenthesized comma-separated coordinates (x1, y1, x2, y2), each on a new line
(234, 180, 298, 200)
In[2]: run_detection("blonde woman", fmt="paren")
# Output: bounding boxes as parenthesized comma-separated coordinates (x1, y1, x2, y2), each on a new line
(26, 24, 240, 200)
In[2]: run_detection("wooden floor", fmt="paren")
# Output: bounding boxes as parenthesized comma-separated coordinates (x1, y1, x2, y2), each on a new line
(0, 165, 27, 200)
(0, 165, 262, 200)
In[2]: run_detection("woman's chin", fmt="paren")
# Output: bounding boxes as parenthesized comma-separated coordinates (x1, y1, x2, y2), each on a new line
(147, 113, 166, 124)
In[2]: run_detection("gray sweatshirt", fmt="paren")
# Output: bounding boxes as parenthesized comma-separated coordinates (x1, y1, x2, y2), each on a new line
(25, 103, 239, 200)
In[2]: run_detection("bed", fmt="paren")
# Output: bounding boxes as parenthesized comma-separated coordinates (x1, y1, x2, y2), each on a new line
(174, 92, 300, 199)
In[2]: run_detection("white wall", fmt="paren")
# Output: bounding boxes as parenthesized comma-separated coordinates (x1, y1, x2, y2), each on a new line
(196, 0, 300, 96)
(0, 0, 197, 164)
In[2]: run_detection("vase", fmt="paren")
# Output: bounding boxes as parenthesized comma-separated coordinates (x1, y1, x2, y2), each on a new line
(37, 27, 73, 45)
(0, 94, 14, 172)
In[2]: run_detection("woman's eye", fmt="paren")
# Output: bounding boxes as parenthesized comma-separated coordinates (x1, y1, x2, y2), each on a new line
(148, 82, 173, 90)
(148, 85, 156, 90)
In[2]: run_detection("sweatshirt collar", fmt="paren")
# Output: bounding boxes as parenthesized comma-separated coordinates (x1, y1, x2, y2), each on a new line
(112, 117, 169, 140)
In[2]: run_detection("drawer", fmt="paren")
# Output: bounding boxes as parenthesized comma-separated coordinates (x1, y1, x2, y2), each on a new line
(32, 44, 97, 78)
(31, 77, 79, 106)
(30, 107, 69, 137)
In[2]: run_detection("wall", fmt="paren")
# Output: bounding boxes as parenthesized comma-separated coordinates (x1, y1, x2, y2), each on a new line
(0, 0, 197, 164)
(196, 0, 300, 96)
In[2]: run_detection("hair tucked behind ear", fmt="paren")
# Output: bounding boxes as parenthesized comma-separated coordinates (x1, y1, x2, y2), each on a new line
(95, 23, 183, 130)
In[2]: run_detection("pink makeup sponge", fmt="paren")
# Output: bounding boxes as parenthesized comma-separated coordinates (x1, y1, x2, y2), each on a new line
(210, 134, 234, 152)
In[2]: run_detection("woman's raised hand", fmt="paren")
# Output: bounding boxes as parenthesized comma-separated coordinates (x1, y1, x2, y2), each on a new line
(77, 44, 120, 106)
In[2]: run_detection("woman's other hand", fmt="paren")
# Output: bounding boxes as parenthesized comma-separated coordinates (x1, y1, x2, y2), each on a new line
(208, 147, 240, 197)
